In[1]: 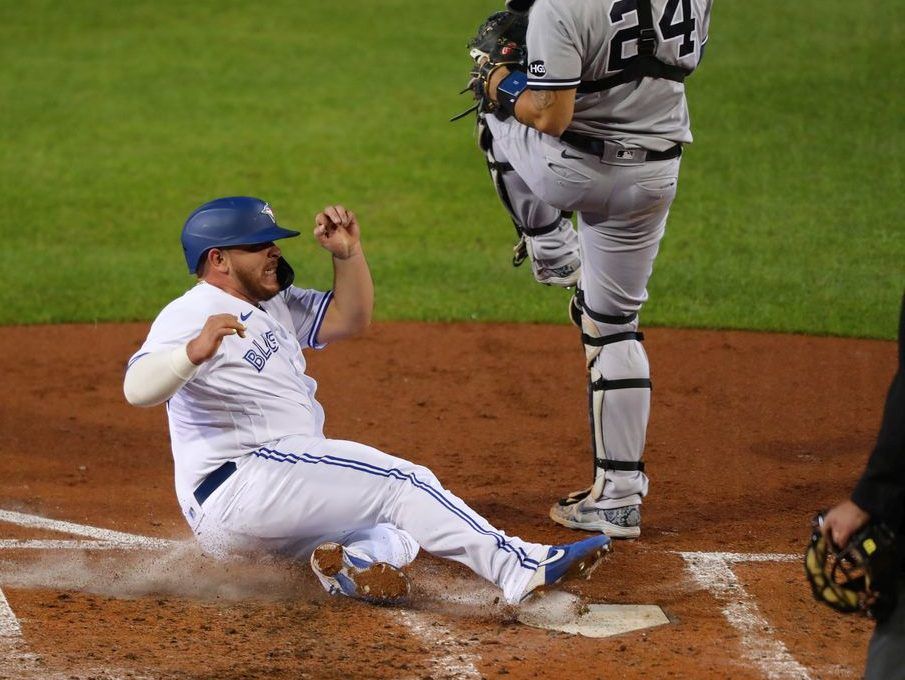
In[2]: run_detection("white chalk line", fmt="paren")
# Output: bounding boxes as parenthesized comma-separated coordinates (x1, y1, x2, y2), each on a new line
(0, 509, 173, 549)
(681, 551, 800, 563)
(397, 610, 482, 680)
(0, 539, 172, 551)
(0, 585, 21, 637)
(679, 551, 813, 680)
(1, 509, 174, 679)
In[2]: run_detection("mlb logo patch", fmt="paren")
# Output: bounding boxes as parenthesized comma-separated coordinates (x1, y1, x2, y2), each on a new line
(261, 204, 276, 223)
(616, 149, 636, 160)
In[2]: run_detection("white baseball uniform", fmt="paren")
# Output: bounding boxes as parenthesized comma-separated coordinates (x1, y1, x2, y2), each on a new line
(126, 281, 548, 603)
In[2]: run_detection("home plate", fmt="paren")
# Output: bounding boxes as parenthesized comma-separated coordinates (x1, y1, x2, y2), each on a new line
(518, 591, 670, 638)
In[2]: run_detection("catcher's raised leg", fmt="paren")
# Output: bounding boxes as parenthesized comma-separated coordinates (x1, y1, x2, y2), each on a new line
(477, 115, 580, 287)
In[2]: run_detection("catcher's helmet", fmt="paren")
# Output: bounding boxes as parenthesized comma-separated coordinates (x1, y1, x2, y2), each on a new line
(181, 196, 300, 274)
(804, 512, 897, 621)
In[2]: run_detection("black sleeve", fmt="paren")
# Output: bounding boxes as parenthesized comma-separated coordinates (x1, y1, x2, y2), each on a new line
(851, 292, 905, 532)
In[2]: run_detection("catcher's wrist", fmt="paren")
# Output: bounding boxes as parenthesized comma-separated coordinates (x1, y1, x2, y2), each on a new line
(494, 70, 528, 117)
(479, 61, 509, 96)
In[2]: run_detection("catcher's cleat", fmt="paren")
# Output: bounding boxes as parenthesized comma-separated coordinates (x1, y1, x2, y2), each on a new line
(520, 219, 581, 287)
(550, 490, 641, 539)
(532, 255, 581, 287)
(310, 542, 411, 605)
(519, 534, 611, 602)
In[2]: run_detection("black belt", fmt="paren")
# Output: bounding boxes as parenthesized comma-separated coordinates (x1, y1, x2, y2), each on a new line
(560, 131, 682, 161)
(193, 461, 237, 506)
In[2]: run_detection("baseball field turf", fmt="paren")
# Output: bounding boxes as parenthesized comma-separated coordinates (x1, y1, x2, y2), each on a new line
(1, 0, 902, 337)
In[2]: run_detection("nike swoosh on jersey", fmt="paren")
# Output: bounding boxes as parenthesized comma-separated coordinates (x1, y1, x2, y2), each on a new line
(240, 311, 253, 321)
(537, 548, 566, 566)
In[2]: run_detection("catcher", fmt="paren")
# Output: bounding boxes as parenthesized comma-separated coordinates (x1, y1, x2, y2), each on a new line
(805, 290, 905, 679)
(455, 1, 712, 539)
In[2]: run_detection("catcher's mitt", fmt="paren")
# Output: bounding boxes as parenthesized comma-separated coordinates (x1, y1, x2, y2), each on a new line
(451, 11, 528, 122)
(804, 511, 898, 621)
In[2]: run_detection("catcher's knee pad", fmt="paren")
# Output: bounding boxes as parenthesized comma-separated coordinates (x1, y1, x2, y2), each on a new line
(577, 294, 650, 501)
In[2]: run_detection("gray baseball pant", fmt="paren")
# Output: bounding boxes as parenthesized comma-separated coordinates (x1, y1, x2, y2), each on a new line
(486, 114, 681, 507)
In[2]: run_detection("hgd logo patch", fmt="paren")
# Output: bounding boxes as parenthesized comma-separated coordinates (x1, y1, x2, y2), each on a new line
(528, 60, 546, 76)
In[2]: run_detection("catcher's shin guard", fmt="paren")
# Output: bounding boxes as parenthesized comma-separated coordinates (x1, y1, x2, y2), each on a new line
(578, 291, 651, 507)
(477, 116, 580, 284)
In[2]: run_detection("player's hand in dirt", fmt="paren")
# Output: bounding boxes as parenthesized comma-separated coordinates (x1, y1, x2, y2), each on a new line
(187, 314, 247, 365)
(314, 205, 362, 261)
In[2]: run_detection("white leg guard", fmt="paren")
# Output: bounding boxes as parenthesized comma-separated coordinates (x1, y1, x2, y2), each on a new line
(549, 292, 649, 537)
(477, 115, 580, 287)
(576, 290, 650, 507)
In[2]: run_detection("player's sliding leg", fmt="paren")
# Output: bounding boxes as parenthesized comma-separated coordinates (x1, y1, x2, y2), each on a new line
(192, 437, 609, 604)
(477, 114, 580, 287)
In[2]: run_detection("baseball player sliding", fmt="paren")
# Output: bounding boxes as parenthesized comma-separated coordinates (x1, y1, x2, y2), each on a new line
(123, 196, 611, 605)
(465, 0, 712, 538)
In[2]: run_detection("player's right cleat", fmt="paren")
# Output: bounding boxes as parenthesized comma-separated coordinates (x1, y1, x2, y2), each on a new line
(519, 534, 611, 602)
(549, 490, 642, 539)
(532, 255, 581, 287)
(514, 221, 582, 288)
(310, 542, 411, 605)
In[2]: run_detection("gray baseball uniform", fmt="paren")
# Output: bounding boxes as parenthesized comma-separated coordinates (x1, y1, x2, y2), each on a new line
(484, 0, 712, 536)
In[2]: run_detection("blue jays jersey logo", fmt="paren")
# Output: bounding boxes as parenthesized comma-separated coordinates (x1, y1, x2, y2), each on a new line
(243, 330, 280, 372)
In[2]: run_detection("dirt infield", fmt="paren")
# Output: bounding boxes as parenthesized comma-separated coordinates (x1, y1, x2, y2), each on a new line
(0, 321, 895, 679)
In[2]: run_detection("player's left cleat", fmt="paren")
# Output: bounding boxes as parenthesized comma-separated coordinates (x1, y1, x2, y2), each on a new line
(310, 542, 411, 605)
(519, 534, 611, 602)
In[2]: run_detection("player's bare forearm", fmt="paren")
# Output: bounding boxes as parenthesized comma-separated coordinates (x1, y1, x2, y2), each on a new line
(314, 206, 373, 343)
(322, 248, 373, 342)
(487, 66, 575, 137)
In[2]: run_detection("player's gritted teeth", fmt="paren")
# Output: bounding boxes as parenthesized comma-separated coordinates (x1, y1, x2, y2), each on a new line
(224, 245, 283, 303)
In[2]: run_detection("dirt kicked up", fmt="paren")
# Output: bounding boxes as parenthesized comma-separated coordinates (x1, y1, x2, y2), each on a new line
(0, 321, 894, 679)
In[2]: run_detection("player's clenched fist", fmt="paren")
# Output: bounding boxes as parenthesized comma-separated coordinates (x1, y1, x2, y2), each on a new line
(314, 205, 361, 260)
(186, 313, 247, 365)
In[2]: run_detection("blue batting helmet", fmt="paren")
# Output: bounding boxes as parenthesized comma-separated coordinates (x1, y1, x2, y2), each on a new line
(181, 196, 300, 274)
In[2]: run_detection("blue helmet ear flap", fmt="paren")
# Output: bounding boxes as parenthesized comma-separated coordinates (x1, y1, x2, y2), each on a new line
(276, 257, 295, 290)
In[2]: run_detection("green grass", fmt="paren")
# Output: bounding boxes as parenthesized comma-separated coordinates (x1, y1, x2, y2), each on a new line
(1, 0, 902, 337)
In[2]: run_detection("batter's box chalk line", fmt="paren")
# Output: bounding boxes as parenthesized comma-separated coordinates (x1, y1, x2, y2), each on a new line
(678, 550, 814, 680)
(0, 509, 175, 679)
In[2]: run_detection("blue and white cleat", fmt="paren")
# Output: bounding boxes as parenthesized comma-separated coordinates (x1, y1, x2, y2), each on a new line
(520, 534, 612, 602)
(310, 542, 411, 605)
